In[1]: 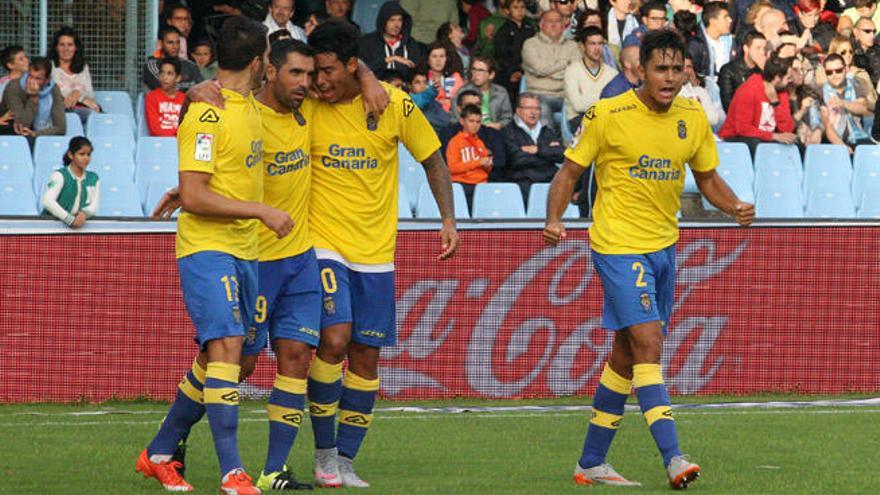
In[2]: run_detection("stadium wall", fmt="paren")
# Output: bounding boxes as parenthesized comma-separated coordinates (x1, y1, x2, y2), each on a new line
(1, 220, 878, 403)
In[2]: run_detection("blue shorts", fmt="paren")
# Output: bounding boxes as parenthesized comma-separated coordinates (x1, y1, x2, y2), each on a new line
(318, 259, 396, 347)
(591, 245, 676, 332)
(178, 251, 258, 351)
(251, 248, 322, 354)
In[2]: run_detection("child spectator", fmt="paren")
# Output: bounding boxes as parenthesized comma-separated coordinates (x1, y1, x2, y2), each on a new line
(49, 26, 101, 122)
(0, 45, 29, 104)
(409, 70, 451, 129)
(144, 58, 185, 137)
(446, 104, 492, 208)
(380, 69, 406, 90)
(189, 39, 217, 80)
(143, 26, 203, 92)
(42, 136, 99, 228)
(417, 41, 465, 113)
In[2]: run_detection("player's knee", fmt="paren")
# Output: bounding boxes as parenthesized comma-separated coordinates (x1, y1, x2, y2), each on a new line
(274, 342, 312, 377)
(347, 343, 380, 379)
(317, 335, 349, 362)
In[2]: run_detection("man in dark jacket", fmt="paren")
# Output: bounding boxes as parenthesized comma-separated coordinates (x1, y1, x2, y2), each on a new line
(718, 30, 767, 111)
(687, 1, 734, 78)
(493, 0, 537, 101)
(359, 1, 422, 81)
(500, 92, 564, 203)
(853, 17, 880, 87)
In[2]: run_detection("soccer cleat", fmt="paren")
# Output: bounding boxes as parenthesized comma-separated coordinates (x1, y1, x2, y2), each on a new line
(171, 439, 187, 477)
(337, 456, 369, 488)
(573, 462, 642, 487)
(257, 466, 314, 491)
(135, 448, 194, 492)
(220, 468, 262, 495)
(313, 448, 342, 488)
(667, 455, 700, 490)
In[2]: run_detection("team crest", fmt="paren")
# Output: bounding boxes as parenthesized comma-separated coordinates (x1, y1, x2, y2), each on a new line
(640, 293, 652, 312)
(403, 98, 415, 117)
(677, 120, 687, 139)
(323, 296, 336, 316)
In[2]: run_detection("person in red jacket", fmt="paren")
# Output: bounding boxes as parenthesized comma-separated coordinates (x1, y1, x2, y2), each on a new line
(446, 104, 493, 208)
(144, 57, 185, 137)
(718, 55, 797, 156)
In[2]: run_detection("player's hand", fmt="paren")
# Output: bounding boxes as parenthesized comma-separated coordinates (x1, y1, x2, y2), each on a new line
(151, 187, 182, 219)
(732, 201, 755, 227)
(543, 220, 566, 246)
(362, 81, 390, 118)
(437, 220, 459, 260)
(70, 212, 87, 228)
(260, 205, 294, 238)
(187, 80, 225, 109)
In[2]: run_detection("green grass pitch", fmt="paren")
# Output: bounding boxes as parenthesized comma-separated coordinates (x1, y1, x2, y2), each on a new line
(2, 397, 878, 494)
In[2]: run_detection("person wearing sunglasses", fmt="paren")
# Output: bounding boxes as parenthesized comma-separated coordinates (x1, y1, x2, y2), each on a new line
(817, 35, 877, 112)
(852, 17, 880, 87)
(550, 0, 579, 40)
(820, 53, 874, 154)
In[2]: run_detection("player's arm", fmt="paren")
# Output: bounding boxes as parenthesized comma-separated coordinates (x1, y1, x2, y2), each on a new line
(421, 150, 459, 260)
(693, 170, 754, 226)
(544, 159, 584, 246)
(356, 59, 390, 118)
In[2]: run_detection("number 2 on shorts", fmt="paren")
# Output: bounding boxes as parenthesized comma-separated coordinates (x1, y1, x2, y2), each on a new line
(631, 262, 647, 288)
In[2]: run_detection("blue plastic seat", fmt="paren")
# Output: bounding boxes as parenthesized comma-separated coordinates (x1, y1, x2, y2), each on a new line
(803, 144, 851, 197)
(351, 0, 384, 34)
(755, 186, 804, 218)
(703, 147, 755, 210)
(398, 183, 413, 219)
(398, 144, 425, 211)
(416, 182, 470, 219)
(754, 143, 802, 189)
(99, 180, 142, 217)
(136, 137, 179, 201)
(143, 179, 178, 217)
(0, 181, 38, 215)
(136, 92, 148, 137)
(526, 182, 579, 218)
(805, 190, 856, 218)
(86, 113, 134, 149)
(94, 91, 135, 131)
(857, 188, 880, 217)
(91, 136, 135, 162)
(472, 183, 526, 218)
(64, 113, 84, 136)
(33, 136, 71, 193)
(0, 136, 34, 184)
(852, 145, 880, 206)
(560, 100, 573, 144)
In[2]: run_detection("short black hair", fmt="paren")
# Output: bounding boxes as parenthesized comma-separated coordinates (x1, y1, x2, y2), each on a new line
(269, 38, 314, 68)
(702, 1, 729, 27)
(268, 29, 293, 45)
(29, 56, 52, 78)
(378, 68, 405, 83)
(469, 55, 495, 73)
(190, 38, 213, 51)
(456, 88, 481, 106)
(308, 20, 360, 64)
(158, 24, 181, 41)
(823, 53, 846, 68)
(1, 45, 24, 71)
(762, 55, 791, 81)
(640, 1, 666, 19)
(576, 25, 604, 44)
(216, 15, 269, 71)
(159, 56, 182, 75)
(639, 29, 686, 68)
(743, 30, 766, 48)
(460, 104, 482, 119)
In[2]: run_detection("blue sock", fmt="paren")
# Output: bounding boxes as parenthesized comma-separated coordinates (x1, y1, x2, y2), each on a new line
(204, 362, 243, 476)
(336, 371, 379, 460)
(633, 363, 681, 467)
(307, 356, 342, 450)
(264, 374, 306, 474)
(579, 363, 631, 469)
(148, 358, 206, 458)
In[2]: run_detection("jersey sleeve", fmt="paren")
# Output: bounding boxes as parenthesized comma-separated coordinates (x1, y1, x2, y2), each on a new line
(396, 90, 441, 162)
(177, 103, 221, 174)
(688, 110, 720, 173)
(563, 103, 605, 169)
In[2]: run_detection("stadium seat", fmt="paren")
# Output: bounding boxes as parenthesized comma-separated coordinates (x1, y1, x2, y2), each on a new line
(472, 183, 526, 218)
(0, 181, 38, 215)
(803, 144, 851, 197)
(398, 183, 413, 219)
(136, 137, 179, 201)
(99, 180, 142, 217)
(64, 113, 84, 136)
(91, 136, 135, 162)
(754, 143, 802, 186)
(716, 142, 753, 169)
(136, 92, 148, 137)
(398, 144, 426, 210)
(351, 0, 384, 34)
(415, 182, 470, 219)
(86, 113, 134, 149)
(852, 145, 880, 206)
(755, 186, 803, 218)
(857, 185, 880, 216)
(143, 179, 178, 217)
(683, 167, 699, 194)
(94, 91, 135, 131)
(0, 136, 34, 184)
(33, 136, 72, 193)
(805, 190, 856, 218)
(560, 101, 573, 144)
(703, 145, 755, 211)
(526, 182, 579, 218)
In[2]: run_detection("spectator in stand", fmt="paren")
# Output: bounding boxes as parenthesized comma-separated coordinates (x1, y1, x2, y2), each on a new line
(409, 69, 451, 129)
(522, 9, 581, 127)
(820, 53, 874, 152)
(681, 52, 724, 128)
(326, 0, 359, 29)
(565, 26, 618, 132)
(816, 36, 877, 111)
(600, 39, 641, 98)
(852, 17, 880, 87)
(718, 55, 796, 156)
(49, 27, 101, 122)
(361, 2, 422, 82)
(437, 22, 470, 70)
(734, 0, 795, 39)
(687, 2, 733, 79)
(0, 46, 29, 105)
(755, 8, 787, 49)
(190, 39, 218, 80)
(163, 4, 193, 59)
(462, 0, 492, 47)
(447, 104, 493, 208)
(264, 0, 307, 41)
(441, 89, 507, 178)
(144, 58, 185, 137)
(304, 11, 331, 37)
(269, 29, 294, 42)
(607, 0, 639, 52)
(400, 0, 459, 43)
(838, 0, 880, 35)
(451, 56, 513, 129)
(550, 0, 580, 40)
(668, 0, 703, 23)
(474, 0, 511, 60)
(576, 8, 620, 69)
(143, 26, 203, 92)
(494, 0, 537, 100)
(380, 68, 406, 89)
(0, 57, 66, 139)
(719, 31, 768, 111)
(417, 41, 465, 113)
(41, 136, 99, 228)
(792, 84, 825, 145)
(636, 1, 671, 40)
(793, 0, 834, 52)
(501, 92, 565, 201)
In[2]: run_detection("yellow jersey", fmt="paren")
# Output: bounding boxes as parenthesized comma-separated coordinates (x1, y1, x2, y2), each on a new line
(176, 88, 264, 260)
(564, 90, 718, 254)
(309, 84, 440, 265)
(255, 97, 315, 261)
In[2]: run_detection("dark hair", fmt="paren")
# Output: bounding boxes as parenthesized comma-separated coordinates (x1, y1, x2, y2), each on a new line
(408, 68, 429, 83)
(456, 88, 481, 105)
(743, 30, 766, 48)
(416, 41, 464, 77)
(640, 1, 667, 19)
(159, 56, 182, 75)
(269, 29, 293, 45)
(853, 0, 876, 8)
(702, 2, 729, 27)
(158, 24, 181, 42)
(673, 11, 699, 40)
(269, 38, 314, 69)
(576, 8, 606, 39)
(460, 104, 482, 119)
(29, 56, 52, 78)
(469, 55, 495, 73)
(762, 55, 791, 81)
(576, 25, 604, 44)
(378, 68, 405, 83)
(63, 136, 93, 166)
(1, 45, 24, 72)
(436, 22, 457, 44)
(189, 38, 214, 59)
(216, 16, 269, 71)
(48, 26, 87, 74)
(308, 20, 360, 63)
(165, 3, 190, 19)
(639, 29, 686, 67)
(823, 53, 846, 68)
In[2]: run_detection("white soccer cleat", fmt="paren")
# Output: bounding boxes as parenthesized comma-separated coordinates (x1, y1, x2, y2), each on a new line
(573, 462, 642, 486)
(667, 455, 701, 490)
(337, 456, 369, 488)
(313, 448, 342, 488)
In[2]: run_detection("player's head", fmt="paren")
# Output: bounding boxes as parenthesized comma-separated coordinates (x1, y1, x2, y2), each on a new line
(637, 29, 686, 109)
(308, 20, 361, 103)
(266, 39, 315, 110)
(63, 136, 93, 169)
(459, 104, 483, 134)
(216, 15, 269, 88)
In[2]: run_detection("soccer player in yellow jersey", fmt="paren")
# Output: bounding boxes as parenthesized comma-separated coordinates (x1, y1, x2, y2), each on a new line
(304, 21, 459, 488)
(137, 17, 292, 495)
(544, 30, 755, 489)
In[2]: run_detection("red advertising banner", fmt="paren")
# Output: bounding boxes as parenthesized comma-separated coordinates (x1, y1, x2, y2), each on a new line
(1, 226, 878, 403)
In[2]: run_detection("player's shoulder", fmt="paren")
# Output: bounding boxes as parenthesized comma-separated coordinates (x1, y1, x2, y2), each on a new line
(670, 94, 704, 113)
(384, 84, 419, 118)
(589, 93, 635, 121)
(182, 101, 224, 129)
